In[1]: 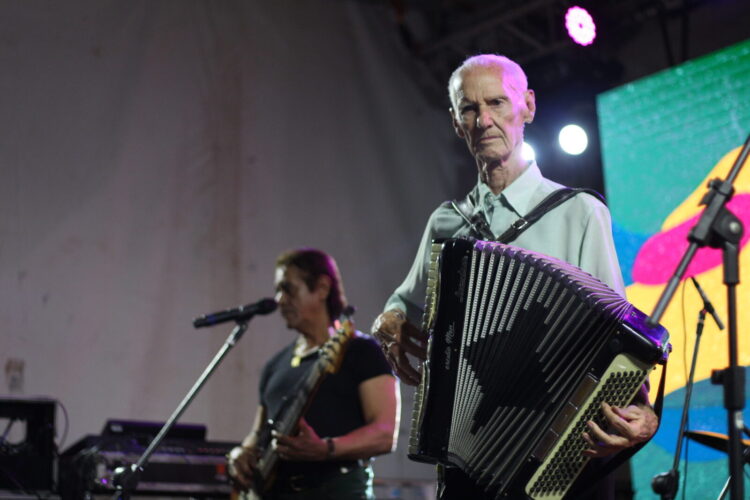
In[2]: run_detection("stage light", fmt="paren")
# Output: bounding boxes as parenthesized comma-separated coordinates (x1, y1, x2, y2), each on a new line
(522, 141, 536, 162)
(558, 124, 588, 155)
(565, 6, 596, 46)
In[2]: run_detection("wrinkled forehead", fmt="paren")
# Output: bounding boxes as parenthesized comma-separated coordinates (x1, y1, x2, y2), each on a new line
(455, 65, 524, 101)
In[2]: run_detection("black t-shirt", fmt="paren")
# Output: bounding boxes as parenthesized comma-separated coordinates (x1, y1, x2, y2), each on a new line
(259, 333, 392, 439)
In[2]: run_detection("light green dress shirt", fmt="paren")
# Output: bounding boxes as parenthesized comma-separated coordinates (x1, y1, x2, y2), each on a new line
(385, 162, 626, 325)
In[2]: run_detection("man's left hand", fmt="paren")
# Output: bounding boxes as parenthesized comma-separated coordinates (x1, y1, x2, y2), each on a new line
(582, 402, 658, 458)
(274, 418, 328, 461)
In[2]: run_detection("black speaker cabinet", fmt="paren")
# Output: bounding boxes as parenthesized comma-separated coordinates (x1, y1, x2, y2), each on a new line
(0, 398, 56, 492)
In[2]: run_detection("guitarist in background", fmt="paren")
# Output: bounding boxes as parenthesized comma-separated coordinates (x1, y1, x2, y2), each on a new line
(228, 248, 400, 499)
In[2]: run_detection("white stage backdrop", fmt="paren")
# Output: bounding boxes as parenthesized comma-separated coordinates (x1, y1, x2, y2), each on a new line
(0, 0, 469, 482)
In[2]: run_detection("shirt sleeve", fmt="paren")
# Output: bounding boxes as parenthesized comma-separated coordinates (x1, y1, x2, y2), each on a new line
(384, 210, 440, 325)
(578, 197, 626, 297)
(258, 359, 273, 408)
(346, 335, 393, 383)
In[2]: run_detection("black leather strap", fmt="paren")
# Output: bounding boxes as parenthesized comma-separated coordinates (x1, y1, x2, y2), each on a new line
(449, 195, 494, 241)
(449, 187, 605, 244)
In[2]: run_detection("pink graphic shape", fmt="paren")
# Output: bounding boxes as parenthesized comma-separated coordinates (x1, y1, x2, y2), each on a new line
(632, 194, 750, 284)
(565, 6, 596, 46)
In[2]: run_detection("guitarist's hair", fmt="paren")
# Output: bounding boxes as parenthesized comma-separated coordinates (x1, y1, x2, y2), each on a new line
(275, 248, 348, 321)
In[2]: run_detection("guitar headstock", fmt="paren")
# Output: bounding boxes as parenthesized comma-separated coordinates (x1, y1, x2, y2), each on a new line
(319, 306, 356, 374)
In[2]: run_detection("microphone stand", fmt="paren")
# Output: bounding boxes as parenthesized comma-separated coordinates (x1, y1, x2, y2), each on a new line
(111, 320, 250, 499)
(716, 426, 750, 500)
(652, 298, 716, 498)
(647, 132, 750, 500)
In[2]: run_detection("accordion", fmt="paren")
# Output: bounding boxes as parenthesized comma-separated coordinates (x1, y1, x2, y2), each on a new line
(408, 238, 669, 500)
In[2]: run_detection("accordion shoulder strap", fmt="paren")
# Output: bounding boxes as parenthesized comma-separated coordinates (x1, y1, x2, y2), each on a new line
(449, 194, 494, 241)
(449, 187, 605, 244)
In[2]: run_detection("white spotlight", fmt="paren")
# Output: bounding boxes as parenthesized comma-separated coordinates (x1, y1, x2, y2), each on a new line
(521, 141, 536, 162)
(558, 124, 588, 155)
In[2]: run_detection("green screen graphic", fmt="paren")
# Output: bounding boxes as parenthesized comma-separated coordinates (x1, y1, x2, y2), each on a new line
(597, 38, 750, 499)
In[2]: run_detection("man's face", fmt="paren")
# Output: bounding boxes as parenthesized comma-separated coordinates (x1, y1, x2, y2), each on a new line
(451, 65, 535, 164)
(274, 265, 325, 333)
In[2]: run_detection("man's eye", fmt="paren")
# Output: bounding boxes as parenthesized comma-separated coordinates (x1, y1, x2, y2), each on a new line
(460, 106, 476, 114)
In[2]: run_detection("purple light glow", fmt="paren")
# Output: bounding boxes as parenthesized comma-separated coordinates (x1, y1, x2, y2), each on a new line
(565, 6, 596, 46)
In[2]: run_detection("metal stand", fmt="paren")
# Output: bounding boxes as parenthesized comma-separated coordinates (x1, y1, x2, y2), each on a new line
(648, 133, 750, 500)
(111, 321, 250, 499)
(716, 438, 750, 500)
(652, 307, 708, 498)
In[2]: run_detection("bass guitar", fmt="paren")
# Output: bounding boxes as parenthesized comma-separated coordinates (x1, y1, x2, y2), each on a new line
(232, 307, 356, 499)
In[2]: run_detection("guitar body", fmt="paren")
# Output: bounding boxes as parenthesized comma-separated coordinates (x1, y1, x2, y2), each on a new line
(231, 310, 356, 499)
(231, 489, 260, 500)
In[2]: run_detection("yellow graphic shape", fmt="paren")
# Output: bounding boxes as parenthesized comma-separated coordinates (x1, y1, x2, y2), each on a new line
(625, 146, 750, 399)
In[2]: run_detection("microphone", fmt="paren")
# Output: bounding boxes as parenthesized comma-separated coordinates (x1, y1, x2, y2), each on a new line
(690, 277, 725, 330)
(193, 298, 277, 328)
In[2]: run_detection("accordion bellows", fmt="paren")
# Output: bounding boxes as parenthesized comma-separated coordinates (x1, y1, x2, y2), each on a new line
(408, 238, 669, 500)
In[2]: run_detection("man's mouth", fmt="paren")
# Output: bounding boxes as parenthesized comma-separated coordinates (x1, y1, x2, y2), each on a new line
(478, 135, 501, 143)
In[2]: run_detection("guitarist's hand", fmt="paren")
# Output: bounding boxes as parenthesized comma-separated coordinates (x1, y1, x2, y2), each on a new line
(371, 309, 428, 386)
(274, 418, 328, 461)
(227, 445, 258, 490)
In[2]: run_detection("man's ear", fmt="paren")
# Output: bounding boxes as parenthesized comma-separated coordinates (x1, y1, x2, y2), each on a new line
(523, 89, 536, 124)
(450, 108, 465, 138)
(314, 275, 332, 301)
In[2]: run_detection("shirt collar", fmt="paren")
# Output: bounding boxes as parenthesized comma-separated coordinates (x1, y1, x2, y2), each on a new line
(474, 161, 542, 215)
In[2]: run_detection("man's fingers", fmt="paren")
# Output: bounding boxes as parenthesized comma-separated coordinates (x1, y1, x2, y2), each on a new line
(296, 418, 313, 436)
(392, 360, 420, 385)
(599, 403, 636, 437)
(403, 322, 429, 342)
(274, 434, 291, 446)
(586, 420, 624, 447)
(397, 354, 422, 385)
(399, 336, 427, 359)
(584, 420, 608, 442)
(233, 466, 253, 488)
(372, 310, 428, 385)
(582, 428, 628, 458)
(229, 451, 256, 489)
(611, 405, 639, 419)
(387, 348, 421, 385)
(582, 402, 659, 458)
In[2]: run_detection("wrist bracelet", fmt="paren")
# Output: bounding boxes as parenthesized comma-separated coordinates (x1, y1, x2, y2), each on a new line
(325, 437, 335, 459)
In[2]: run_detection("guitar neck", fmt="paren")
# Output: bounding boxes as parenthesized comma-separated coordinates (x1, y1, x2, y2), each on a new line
(276, 361, 328, 435)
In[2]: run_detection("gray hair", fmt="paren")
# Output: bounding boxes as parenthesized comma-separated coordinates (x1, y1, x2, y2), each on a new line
(448, 54, 529, 112)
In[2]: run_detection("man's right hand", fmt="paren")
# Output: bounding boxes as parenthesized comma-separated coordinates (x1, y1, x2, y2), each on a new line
(371, 309, 429, 386)
(227, 445, 257, 491)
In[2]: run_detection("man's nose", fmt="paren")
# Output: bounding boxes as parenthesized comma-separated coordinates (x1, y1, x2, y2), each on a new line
(476, 109, 493, 128)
